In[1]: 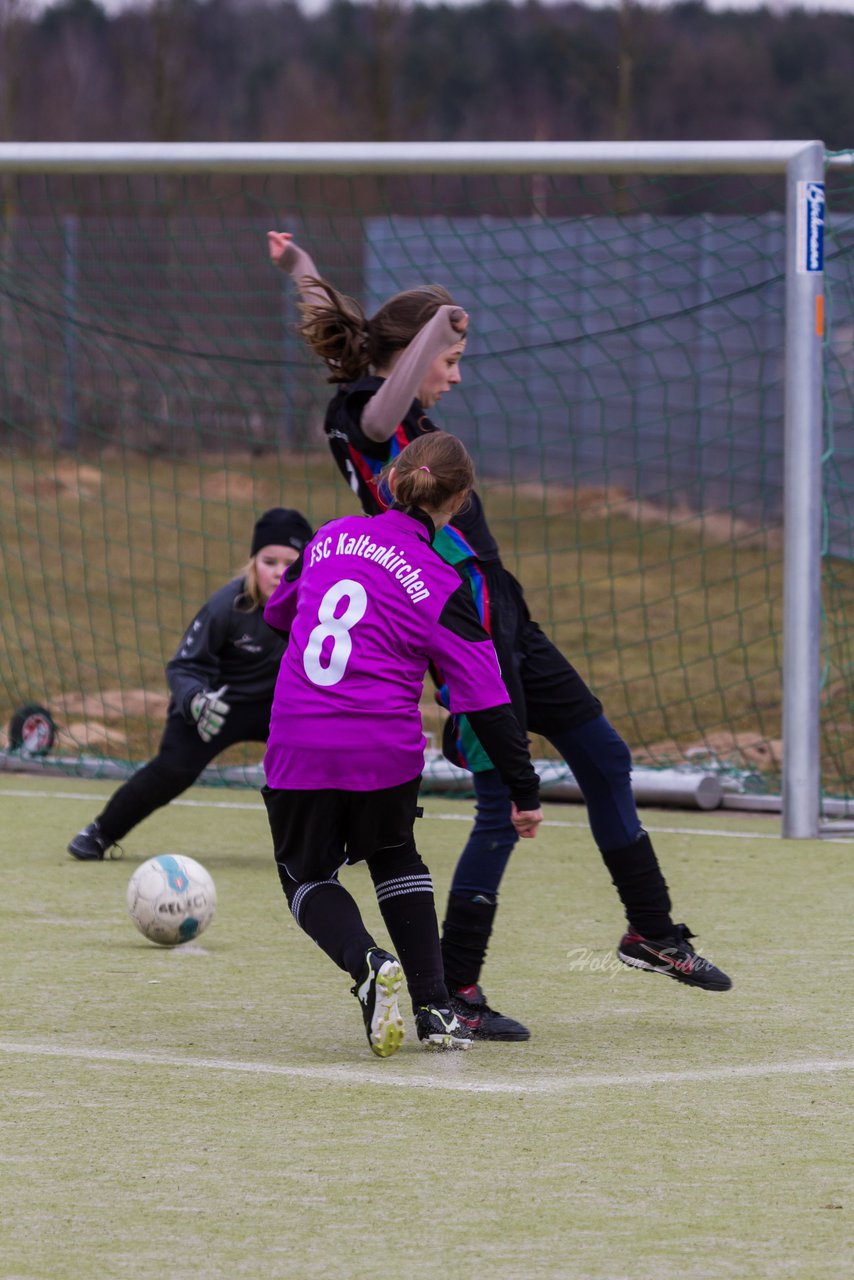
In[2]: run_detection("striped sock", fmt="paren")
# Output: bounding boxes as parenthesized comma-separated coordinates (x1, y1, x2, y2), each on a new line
(289, 878, 375, 979)
(371, 863, 447, 1010)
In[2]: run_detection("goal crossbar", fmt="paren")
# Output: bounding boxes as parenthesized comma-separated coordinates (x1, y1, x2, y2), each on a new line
(0, 139, 832, 174)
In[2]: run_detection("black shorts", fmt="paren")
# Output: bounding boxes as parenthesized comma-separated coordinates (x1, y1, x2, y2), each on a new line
(476, 564, 602, 734)
(263, 775, 422, 885)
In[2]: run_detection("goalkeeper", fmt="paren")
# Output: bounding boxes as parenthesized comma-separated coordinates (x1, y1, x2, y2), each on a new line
(67, 508, 312, 861)
(268, 230, 733, 1038)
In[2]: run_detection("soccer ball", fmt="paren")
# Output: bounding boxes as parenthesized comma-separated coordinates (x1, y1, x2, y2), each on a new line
(127, 855, 217, 947)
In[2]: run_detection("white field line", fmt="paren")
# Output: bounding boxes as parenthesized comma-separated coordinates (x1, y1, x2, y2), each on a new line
(1, 786, 839, 843)
(2, 1040, 854, 1095)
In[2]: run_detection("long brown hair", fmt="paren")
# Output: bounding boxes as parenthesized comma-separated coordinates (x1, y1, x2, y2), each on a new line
(380, 432, 474, 514)
(298, 278, 455, 383)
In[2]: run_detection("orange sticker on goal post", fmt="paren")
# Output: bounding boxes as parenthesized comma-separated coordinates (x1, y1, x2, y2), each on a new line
(816, 294, 824, 337)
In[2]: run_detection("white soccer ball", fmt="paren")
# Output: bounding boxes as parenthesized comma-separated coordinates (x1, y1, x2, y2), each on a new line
(126, 854, 217, 947)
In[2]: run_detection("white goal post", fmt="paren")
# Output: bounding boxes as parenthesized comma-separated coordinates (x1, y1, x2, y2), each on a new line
(0, 139, 834, 837)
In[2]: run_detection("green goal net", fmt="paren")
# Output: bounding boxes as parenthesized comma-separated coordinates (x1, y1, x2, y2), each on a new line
(0, 154, 849, 809)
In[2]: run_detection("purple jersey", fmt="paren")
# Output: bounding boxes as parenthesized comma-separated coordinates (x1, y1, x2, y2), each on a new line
(264, 508, 510, 791)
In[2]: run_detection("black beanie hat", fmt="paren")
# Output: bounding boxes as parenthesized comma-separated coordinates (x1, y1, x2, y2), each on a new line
(250, 508, 313, 556)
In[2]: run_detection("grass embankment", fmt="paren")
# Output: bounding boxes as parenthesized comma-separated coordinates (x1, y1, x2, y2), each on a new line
(1, 448, 851, 789)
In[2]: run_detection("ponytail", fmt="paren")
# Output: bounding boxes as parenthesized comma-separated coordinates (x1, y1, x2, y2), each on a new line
(298, 279, 371, 384)
(299, 278, 456, 384)
(381, 432, 474, 514)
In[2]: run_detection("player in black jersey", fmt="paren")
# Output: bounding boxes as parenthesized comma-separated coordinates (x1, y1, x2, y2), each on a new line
(268, 231, 733, 1035)
(67, 508, 312, 862)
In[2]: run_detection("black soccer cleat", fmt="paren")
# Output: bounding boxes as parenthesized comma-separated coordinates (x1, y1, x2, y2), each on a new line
(351, 948, 405, 1058)
(617, 923, 732, 991)
(415, 1005, 474, 1050)
(67, 821, 120, 862)
(450, 983, 530, 1041)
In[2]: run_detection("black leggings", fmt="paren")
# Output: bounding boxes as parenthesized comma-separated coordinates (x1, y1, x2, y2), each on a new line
(97, 701, 272, 843)
(265, 780, 447, 1008)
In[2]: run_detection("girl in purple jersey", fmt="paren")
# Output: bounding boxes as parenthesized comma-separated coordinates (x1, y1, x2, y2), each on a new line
(262, 432, 542, 1058)
(268, 230, 732, 1037)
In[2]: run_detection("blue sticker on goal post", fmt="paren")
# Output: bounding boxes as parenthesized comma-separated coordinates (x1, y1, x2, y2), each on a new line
(797, 181, 825, 274)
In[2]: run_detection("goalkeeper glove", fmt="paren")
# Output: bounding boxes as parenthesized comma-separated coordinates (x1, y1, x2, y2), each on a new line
(190, 686, 230, 743)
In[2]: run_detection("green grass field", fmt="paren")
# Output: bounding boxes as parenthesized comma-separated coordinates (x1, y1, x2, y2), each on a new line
(2, 774, 852, 1279)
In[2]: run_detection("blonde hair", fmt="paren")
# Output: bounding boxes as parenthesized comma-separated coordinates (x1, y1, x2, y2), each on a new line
(234, 557, 265, 613)
(380, 432, 474, 514)
(298, 278, 456, 383)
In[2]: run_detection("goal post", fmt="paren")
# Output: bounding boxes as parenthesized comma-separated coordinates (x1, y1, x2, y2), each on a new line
(0, 140, 838, 837)
(782, 141, 824, 839)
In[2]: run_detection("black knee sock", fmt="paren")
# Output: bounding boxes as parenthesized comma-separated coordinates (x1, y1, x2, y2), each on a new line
(440, 892, 497, 993)
(601, 832, 673, 938)
(369, 846, 447, 1010)
(288, 880, 376, 981)
(98, 758, 197, 843)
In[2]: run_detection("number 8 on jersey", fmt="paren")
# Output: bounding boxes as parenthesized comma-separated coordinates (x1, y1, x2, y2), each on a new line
(302, 579, 368, 687)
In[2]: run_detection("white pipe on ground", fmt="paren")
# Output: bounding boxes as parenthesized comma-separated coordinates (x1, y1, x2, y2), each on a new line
(0, 749, 725, 810)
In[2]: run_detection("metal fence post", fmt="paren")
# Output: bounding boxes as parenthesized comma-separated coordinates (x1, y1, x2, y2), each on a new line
(60, 212, 78, 451)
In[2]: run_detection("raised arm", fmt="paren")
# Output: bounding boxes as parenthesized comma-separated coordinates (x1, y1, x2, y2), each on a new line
(361, 304, 468, 443)
(269, 230, 468, 445)
(267, 231, 329, 310)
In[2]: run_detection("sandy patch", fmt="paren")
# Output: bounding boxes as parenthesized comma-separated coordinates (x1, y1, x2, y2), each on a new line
(197, 471, 258, 502)
(502, 481, 780, 548)
(58, 722, 129, 748)
(636, 731, 783, 769)
(49, 689, 170, 720)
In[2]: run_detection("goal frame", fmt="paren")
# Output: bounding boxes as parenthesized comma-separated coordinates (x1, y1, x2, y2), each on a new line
(0, 139, 832, 837)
